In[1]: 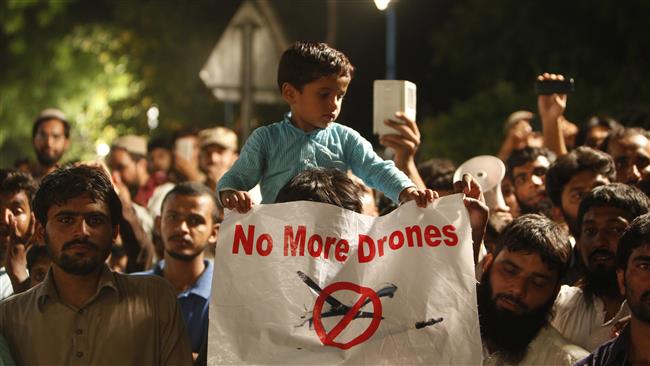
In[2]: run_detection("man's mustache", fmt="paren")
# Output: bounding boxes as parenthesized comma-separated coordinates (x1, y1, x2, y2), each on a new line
(167, 234, 193, 245)
(494, 293, 528, 312)
(62, 239, 99, 251)
(588, 248, 615, 262)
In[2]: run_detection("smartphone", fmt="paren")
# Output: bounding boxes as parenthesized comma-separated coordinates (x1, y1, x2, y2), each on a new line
(373, 80, 417, 135)
(534, 78, 575, 95)
(175, 137, 195, 161)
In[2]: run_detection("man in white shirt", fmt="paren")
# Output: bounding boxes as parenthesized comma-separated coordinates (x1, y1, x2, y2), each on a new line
(552, 183, 650, 351)
(478, 214, 588, 365)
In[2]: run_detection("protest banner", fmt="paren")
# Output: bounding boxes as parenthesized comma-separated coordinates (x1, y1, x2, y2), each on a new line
(208, 194, 482, 365)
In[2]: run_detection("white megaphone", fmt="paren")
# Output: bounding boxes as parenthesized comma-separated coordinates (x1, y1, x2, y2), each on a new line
(453, 155, 507, 210)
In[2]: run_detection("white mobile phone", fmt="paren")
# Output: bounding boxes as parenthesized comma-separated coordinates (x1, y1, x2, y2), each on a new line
(373, 80, 417, 136)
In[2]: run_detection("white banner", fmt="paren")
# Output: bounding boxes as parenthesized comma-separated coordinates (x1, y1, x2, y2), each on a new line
(208, 194, 482, 365)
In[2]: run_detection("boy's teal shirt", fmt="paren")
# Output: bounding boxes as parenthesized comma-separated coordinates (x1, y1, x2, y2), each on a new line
(217, 113, 414, 204)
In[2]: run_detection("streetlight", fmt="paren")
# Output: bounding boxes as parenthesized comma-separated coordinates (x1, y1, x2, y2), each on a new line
(375, 0, 396, 79)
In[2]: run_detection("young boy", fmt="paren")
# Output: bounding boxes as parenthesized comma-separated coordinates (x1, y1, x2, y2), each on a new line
(218, 42, 434, 212)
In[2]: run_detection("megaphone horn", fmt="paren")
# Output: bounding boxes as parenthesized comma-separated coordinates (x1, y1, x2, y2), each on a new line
(453, 155, 507, 210)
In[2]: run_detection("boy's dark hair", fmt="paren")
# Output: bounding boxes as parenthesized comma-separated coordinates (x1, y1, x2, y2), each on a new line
(32, 117, 70, 140)
(546, 146, 616, 207)
(494, 214, 571, 280)
(160, 182, 221, 223)
(506, 147, 556, 181)
(26, 245, 50, 271)
(33, 165, 123, 226)
(0, 169, 38, 205)
(418, 158, 456, 192)
(577, 183, 650, 234)
(617, 213, 650, 270)
(275, 168, 363, 213)
(277, 42, 354, 91)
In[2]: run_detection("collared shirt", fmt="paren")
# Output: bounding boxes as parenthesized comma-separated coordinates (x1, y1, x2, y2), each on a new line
(0, 265, 193, 366)
(575, 324, 632, 366)
(136, 260, 213, 353)
(217, 114, 414, 204)
(483, 325, 589, 365)
(551, 285, 629, 351)
(0, 269, 12, 301)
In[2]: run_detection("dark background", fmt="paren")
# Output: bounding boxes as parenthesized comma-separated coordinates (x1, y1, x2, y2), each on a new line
(1, 0, 649, 166)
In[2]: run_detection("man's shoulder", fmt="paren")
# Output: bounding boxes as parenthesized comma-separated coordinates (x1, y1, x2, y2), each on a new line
(115, 271, 176, 300)
(0, 282, 42, 319)
(574, 335, 621, 366)
(528, 326, 590, 365)
(555, 284, 585, 307)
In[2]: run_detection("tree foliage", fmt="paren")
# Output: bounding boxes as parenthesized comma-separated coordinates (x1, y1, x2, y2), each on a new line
(418, 0, 650, 163)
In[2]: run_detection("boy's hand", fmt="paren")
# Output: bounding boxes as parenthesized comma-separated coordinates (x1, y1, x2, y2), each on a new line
(399, 187, 438, 208)
(220, 190, 253, 213)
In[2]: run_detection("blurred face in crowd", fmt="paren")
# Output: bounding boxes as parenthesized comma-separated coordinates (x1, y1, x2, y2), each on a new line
(108, 148, 147, 194)
(149, 147, 172, 174)
(579, 206, 631, 297)
(478, 249, 559, 362)
(560, 171, 610, 232)
(29, 255, 51, 288)
(609, 133, 650, 196)
(158, 193, 218, 262)
(501, 176, 521, 218)
(33, 119, 69, 167)
(41, 193, 117, 276)
(618, 243, 650, 324)
(199, 144, 238, 184)
(585, 125, 610, 150)
(512, 156, 551, 211)
(0, 190, 33, 259)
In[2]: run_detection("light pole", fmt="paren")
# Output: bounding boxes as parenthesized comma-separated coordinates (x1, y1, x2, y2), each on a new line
(375, 0, 396, 79)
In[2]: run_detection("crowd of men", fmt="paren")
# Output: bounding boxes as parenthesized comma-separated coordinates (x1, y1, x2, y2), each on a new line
(1, 70, 649, 365)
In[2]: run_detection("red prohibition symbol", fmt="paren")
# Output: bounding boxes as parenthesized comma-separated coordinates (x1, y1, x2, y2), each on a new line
(312, 281, 382, 350)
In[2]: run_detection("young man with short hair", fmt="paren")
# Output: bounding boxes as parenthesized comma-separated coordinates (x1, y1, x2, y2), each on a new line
(506, 147, 556, 217)
(136, 182, 220, 361)
(546, 146, 616, 237)
(607, 127, 650, 197)
(576, 213, 650, 365)
(0, 165, 192, 365)
(552, 183, 650, 351)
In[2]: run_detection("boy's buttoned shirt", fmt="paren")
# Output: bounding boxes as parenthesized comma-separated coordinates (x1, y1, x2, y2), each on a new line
(218, 114, 413, 204)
